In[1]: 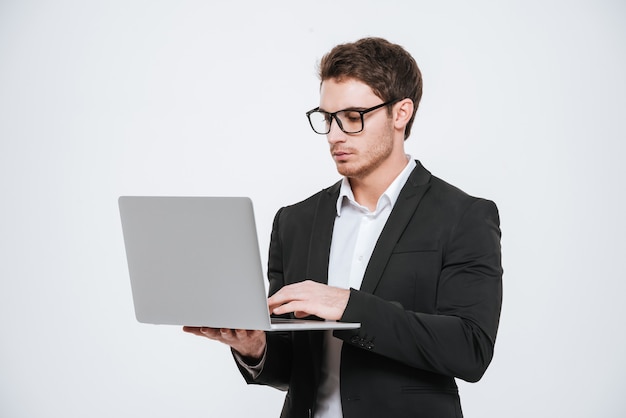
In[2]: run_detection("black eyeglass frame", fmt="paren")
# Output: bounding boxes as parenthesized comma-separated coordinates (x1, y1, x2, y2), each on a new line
(305, 98, 401, 135)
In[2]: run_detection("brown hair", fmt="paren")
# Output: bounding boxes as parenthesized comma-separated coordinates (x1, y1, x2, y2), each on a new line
(318, 37, 423, 139)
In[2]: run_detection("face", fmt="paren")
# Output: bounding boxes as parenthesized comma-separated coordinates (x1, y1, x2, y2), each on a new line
(319, 78, 398, 180)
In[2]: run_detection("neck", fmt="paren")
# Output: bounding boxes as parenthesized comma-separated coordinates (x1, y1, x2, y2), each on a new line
(349, 153, 409, 211)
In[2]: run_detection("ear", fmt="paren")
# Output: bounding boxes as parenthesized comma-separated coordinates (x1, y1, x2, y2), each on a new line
(393, 98, 414, 131)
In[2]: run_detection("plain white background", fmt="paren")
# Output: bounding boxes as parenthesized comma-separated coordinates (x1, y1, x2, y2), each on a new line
(1, 1, 625, 416)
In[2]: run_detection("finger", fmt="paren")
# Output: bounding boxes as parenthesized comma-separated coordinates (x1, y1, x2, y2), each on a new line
(268, 291, 293, 308)
(219, 328, 253, 342)
(202, 327, 224, 339)
(268, 281, 311, 303)
(182, 326, 201, 335)
(268, 296, 290, 312)
(182, 326, 224, 340)
(268, 286, 310, 311)
(234, 329, 249, 339)
(272, 300, 311, 316)
(219, 328, 235, 340)
(183, 326, 214, 337)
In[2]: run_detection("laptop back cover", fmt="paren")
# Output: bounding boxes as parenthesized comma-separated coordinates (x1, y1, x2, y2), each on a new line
(119, 196, 272, 329)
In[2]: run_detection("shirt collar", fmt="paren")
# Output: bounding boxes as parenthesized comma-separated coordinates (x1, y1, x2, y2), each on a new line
(336, 156, 416, 216)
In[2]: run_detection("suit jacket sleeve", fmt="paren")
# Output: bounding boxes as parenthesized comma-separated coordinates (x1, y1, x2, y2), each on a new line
(335, 197, 502, 383)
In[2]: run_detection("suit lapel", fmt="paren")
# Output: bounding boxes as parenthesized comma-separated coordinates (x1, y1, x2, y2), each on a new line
(304, 183, 341, 385)
(305, 181, 341, 284)
(359, 162, 432, 294)
(302, 161, 431, 293)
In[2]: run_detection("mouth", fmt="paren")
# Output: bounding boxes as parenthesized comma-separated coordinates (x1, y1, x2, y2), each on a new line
(332, 150, 352, 162)
(332, 147, 353, 157)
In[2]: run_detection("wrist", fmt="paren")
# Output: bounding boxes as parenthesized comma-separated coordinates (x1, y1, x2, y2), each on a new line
(237, 342, 266, 365)
(237, 333, 266, 361)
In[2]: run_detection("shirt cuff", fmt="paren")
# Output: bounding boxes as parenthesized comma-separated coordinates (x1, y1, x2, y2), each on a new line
(232, 345, 267, 380)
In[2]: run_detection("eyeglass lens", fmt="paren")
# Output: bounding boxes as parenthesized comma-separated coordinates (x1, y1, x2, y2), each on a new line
(309, 110, 363, 134)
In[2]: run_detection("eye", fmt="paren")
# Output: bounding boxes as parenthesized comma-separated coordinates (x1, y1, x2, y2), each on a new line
(343, 111, 361, 122)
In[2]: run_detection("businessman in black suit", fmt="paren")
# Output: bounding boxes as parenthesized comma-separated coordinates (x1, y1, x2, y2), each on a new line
(184, 37, 503, 418)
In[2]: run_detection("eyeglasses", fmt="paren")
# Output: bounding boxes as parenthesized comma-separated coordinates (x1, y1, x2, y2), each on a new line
(305, 99, 400, 135)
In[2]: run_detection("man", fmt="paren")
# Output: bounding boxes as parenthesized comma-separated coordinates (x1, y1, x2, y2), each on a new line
(184, 37, 503, 418)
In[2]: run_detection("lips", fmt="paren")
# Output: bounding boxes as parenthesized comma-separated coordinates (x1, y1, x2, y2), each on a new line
(332, 150, 352, 161)
(331, 147, 353, 157)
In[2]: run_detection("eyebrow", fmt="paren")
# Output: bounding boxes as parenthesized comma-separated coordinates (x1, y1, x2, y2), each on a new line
(318, 105, 368, 113)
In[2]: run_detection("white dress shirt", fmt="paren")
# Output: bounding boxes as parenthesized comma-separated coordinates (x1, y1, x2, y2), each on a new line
(314, 157, 416, 418)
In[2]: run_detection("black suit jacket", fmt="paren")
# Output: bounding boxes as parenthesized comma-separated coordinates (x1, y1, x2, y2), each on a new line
(238, 161, 503, 418)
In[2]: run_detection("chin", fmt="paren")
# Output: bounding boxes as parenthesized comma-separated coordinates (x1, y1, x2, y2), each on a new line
(335, 162, 353, 176)
(336, 164, 367, 179)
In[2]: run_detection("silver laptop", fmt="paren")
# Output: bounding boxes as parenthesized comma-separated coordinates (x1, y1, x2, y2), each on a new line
(118, 196, 360, 331)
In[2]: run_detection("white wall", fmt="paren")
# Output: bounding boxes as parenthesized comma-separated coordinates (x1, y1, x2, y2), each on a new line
(1, 1, 625, 416)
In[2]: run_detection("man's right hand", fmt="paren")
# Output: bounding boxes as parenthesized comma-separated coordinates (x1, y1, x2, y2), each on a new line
(183, 327, 266, 360)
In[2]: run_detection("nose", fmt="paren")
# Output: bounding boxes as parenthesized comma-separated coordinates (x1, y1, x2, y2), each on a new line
(326, 116, 346, 145)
